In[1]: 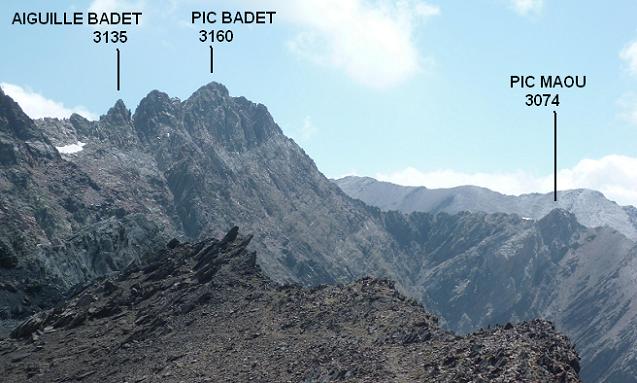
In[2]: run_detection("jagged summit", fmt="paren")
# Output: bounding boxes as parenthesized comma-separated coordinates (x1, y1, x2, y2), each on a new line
(187, 81, 230, 101)
(134, 82, 229, 120)
(0, 87, 43, 142)
(538, 208, 582, 229)
(133, 82, 282, 151)
(102, 99, 131, 126)
(0, 91, 60, 165)
(132, 90, 181, 145)
(1, 227, 582, 383)
(136, 89, 173, 109)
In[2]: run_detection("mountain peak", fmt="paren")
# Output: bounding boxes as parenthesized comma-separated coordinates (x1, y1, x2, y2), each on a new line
(0, 87, 43, 141)
(537, 208, 584, 245)
(143, 89, 170, 102)
(187, 82, 230, 103)
(102, 99, 131, 126)
(135, 90, 174, 115)
(133, 90, 181, 144)
(539, 208, 580, 226)
(178, 81, 282, 150)
(69, 113, 88, 123)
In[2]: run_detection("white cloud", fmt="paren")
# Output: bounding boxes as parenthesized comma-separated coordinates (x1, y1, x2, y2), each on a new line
(272, 0, 439, 89)
(87, 0, 437, 88)
(0, 83, 96, 120)
(510, 0, 543, 15)
(376, 155, 637, 206)
(618, 92, 637, 126)
(620, 40, 637, 76)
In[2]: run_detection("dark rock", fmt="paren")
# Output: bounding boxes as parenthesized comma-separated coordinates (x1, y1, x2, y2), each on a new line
(166, 238, 180, 249)
(0, 228, 583, 382)
(0, 240, 18, 268)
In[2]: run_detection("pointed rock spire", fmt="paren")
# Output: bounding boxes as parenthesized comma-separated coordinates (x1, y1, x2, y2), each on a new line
(133, 90, 182, 145)
(102, 99, 131, 126)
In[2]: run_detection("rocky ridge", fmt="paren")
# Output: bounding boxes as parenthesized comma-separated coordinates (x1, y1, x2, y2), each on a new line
(0, 88, 168, 327)
(0, 228, 582, 383)
(336, 176, 637, 240)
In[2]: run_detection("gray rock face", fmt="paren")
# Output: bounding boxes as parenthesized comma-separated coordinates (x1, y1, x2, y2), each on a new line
(336, 176, 637, 240)
(34, 83, 411, 292)
(339, 176, 637, 381)
(1, 83, 636, 381)
(381, 209, 637, 381)
(0, 228, 582, 383)
(0, 90, 168, 326)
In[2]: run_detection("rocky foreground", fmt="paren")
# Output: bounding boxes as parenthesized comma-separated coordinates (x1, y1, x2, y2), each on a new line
(0, 228, 581, 382)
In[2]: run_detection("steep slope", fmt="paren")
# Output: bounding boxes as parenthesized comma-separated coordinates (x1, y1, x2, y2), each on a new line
(36, 83, 417, 291)
(0, 88, 167, 326)
(379, 208, 637, 382)
(0, 228, 582, 383)
(336, 176, 637, 240)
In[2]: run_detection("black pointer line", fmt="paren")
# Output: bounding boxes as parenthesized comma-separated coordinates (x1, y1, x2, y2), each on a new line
(553, 110, 557, 202)
(210, 45, 214, 73)
(116, 48, 121, 91)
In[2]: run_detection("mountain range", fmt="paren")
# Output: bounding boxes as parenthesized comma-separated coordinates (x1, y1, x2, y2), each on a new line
(336, 176, 637, 241)
(1, 83, 635, 381)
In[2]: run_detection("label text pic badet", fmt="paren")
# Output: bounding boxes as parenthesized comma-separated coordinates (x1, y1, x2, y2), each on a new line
(191, 10, 276, 74)
(191, 11, 276, 43)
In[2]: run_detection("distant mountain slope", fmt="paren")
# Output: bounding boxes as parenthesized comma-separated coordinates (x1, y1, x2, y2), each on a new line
(382, 209, 637, 381)
(336, 176, 637, 240)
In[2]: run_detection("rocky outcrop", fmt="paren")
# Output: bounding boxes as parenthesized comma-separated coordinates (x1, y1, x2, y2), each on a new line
(0, 90, 170, 324)
(376, 208, 637, 381)
(0, 228, 582, 383)
(338, 177, 637, 381)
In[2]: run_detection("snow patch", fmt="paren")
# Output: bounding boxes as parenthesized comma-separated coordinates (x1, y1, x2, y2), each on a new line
(55, 142, 86, 154)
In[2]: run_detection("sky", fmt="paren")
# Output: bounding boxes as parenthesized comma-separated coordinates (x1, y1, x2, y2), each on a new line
(2, 0, 637, 205)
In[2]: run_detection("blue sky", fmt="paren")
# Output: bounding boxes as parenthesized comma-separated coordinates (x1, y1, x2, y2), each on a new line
(2, 0, 637, 205)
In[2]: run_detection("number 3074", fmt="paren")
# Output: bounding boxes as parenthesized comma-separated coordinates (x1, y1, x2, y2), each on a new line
(525, 94, 560, 107)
